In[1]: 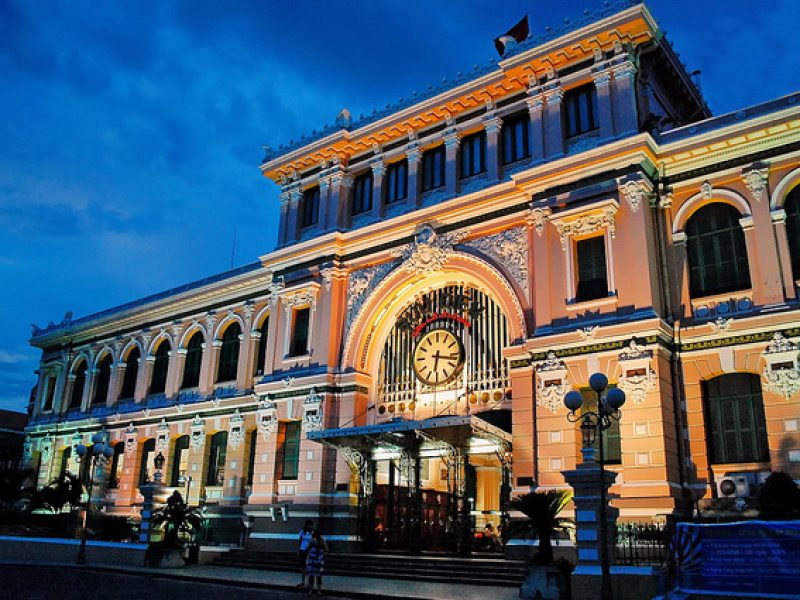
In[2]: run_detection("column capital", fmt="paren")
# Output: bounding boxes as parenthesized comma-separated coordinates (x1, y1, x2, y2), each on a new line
(611, 59, 636, 81)
(542, 81, 563, 104)
(483, 114, 503, 135)
(591, 66, 612, 88)
(405, 144, 422, 164)
(444, 129, 461, 149)
(370, 157, 386, 176)
(771, 208, 787, 224)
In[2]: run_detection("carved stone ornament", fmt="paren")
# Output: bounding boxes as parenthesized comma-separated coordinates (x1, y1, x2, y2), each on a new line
(320, 268, 334, 292)
(345, 260, 399, 333)
(741, 163, 769, 203)
(616, 177, 653, 214)
(465, 226, 528, 295)
(391, 224, 468, 277)
(190, 415, 205, 451)
(552, 205, 617, 250)
(710, 317, 733, 333)
(700, 180, 713, 200)
(761, 332, 800, 400)
(282, 288, 317, 315)
(535, 351, 571, 414)
(124, 423, 138, 454)
(229, 409, 245, 449)
(23, 435, 33, 462)
(577, 325, 599, 341)
(528, 207, 551, 237)
(40, 437, 53, 464)
(302, 387, 324, 433)
(257, 398, 278, 440)
(617, 339, 656, 405)
(156, 418, 170, 452)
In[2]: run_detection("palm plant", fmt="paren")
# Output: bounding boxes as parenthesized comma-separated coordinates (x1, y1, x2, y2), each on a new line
(150, 490, 204, 550)
(32, 472, 84, 513)
(508, 490, 573, 565)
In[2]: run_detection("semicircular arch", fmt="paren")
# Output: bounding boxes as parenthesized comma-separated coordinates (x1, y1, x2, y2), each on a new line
(672, 188, 752, 237)
(214, 313, 245, 341)
(179, 323, 207, 349)
(771, 167, 800, 210)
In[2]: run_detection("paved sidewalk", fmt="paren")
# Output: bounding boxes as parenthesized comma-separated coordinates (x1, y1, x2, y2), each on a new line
(0, 559, 521, 600)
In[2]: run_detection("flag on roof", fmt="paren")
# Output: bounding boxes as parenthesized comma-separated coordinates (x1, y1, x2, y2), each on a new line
(494, 15, 530, 57)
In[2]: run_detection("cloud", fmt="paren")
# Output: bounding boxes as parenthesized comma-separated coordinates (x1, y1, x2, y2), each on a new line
(0, 350, 27, 365)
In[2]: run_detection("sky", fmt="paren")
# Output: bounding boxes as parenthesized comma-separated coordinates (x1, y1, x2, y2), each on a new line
(1, 0, 798, 414)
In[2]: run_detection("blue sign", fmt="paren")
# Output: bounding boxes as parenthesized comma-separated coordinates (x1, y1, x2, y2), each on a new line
(674, 520, 800, 599)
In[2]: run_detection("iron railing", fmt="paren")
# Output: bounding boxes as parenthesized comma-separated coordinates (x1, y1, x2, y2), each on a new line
(615, 522, 669, 566)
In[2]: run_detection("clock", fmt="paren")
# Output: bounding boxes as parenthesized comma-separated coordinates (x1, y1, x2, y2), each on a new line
(412, 328, 465, 386)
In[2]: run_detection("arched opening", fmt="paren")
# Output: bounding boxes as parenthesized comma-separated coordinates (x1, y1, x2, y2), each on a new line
(703, 373, 769, 465)
(68, 361, 87, 410)
(686, 203, 751, 298)
(138, 439, 157, 485)
(119, 347, 140, 401)
(108, 442, 125, 488)
(170, 435, 190, 487)
(181, 332, 204, 390)
(253, 316, 270, 377)
(216, 323, 241, 383)
(785, 187, 800, 281)
(92, 354, 113, 405)
(206, 431, 228, 486)
(149, 340, 170, 395)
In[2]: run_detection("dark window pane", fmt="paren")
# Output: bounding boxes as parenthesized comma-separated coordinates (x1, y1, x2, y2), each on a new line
(206, 431, 228, 486)
(460, 132, 486, 179)
(686, 203, 751, 297)
(253, 317, 270, 376)
(704, 373, 769, 464)
(352, 172, 373, 215)
(300, 187, 320, 228)
(181, 333, 203, 389)
(280, 421, 301, 480)
(564, 85, 598, 138)
(69, 362, 87, 409)
(139, 438, 156, 485)
(580, 389, 621, 464)
(150, 341, 170, 395)
(216, 323, 241, 383)
(385, 160, 408, 204)
(422, 146, 445, 192)
(120, 348, 140, 400)
(108, 442, 125, 488)
(92, 355, 113, 405)
(575, 236, 608, 302)
(246, 430, 258, 486)
(786, 188, 800, 280)
(170, 435, 190, 487)
(289, 308, 310, 357)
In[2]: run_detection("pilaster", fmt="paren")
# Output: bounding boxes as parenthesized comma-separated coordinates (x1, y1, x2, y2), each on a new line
(370, 156, 386, 220)
(610, 56, 638, 136)
(526, 87, 545, 164)
(444, 129, 460, 196)
(543, 82, 564, 158)
(483, 114, 502, 183)
(771, 209, 797, 299)
(592, 65, 615, 140)
(405, 144, 422, 206)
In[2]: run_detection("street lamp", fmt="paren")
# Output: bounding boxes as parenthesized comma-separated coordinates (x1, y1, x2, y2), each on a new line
(563, 373, 625, 600)
(74, 431, 114, 565)
(153, 452, 166, 483)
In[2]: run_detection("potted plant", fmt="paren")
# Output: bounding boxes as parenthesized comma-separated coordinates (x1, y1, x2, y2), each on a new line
(509, 490, 574, 600)
(148, 490, 204, 567)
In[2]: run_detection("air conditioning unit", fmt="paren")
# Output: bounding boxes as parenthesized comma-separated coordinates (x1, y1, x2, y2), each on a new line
(714, 471, 770, 498)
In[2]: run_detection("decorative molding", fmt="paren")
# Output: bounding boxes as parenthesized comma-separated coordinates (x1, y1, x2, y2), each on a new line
(710, 317, 733, 333)
(302, 387, 324, 433)
(124, 423, 138, 454)
(700, 180, 713, 200)
(282, 288, 317, 315)
(741, 163, 769, 203)
(345, 260, 400, 334)
(465, 227, 528, 295)
(229, 409, 245, 449)
(257, 398, 278, 440)
(617, 339, 656, 405)
(535, 351, 571, 414)
(320, 268, 334, 292)
(577, 325, 599, 341)
(391, 224, 468, 276)
(156, 418, 170, 452)
(616, 177, 653, 213)
(552, 204, 618, 250)
(40, 437, 53, 464)
(761, 332, 800, 399)
(528, 207, 551, 237)
(190, 414, 205, 451)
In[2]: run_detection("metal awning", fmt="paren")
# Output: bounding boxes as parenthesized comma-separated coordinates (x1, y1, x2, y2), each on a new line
(306, 414, 511, 455)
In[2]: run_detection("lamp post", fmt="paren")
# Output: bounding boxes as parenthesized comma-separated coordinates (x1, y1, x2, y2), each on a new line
(563, 373, 625, 600)
(153, 452, 165, 483)
(74, 431, 114, 565)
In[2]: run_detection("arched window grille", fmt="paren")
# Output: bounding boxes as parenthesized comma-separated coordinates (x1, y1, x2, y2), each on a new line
(785, 187, 800, 281)
(149, 341, 170, 395)
(119, 347, 140, 401)
(216, 323, 241, 383)
(704, 373, 769, 464)
(92, 355, 113, 405)
(69, 361, 87, 410)
(181, 332, 203, 389)
(686, 203, 751, 298)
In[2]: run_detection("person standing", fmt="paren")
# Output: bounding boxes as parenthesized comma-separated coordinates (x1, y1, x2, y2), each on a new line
(297, 520, 314, 589)
(305, 530, 327, 596)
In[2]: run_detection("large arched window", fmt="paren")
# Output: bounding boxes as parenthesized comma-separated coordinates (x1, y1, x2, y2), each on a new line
(253, 316, 269, 377)
(69, 361, 87, 410)
(686, 203, 751, 298)
(216, 323, 241, 383)
(704, 373, 769, 465)
(149, 341, 170, 395)
(92, 354, 113, 405)
(119, 347, 140, 401)
(785, 187, 800, 281)
(181, 332, 204, 389)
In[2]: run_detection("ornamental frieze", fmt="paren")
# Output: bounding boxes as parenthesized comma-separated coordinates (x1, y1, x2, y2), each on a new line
(345, 260, 400, 333)
(465, 226, 528, 295)
(390, 224, 468, 276)
(761, 332, 800, 399)
(616, 339, 657, 405)
(535, 351, 571, 414)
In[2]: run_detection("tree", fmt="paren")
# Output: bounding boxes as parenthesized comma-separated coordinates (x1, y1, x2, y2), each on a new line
(508, 490, 573, 565)
(758, 472, 800, 520)
(32, 472, 83, 513)
(150, 491, 204, 550)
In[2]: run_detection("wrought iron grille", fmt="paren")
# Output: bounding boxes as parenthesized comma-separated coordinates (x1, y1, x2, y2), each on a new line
(615, 522, 669, 566)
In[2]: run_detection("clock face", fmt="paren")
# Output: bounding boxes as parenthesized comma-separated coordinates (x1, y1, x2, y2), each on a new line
(413, 328, 464, 386)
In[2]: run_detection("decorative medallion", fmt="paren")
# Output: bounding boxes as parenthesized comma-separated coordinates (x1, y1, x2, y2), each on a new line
(761, 332, 800, 399)
(391, 224, 468, 276)
(465, 227, 528, 294)
(257, 398, 278, 440)
(535, 351, 571, 414)
(156, 418, 170, 452)
(302, 387, 324, 433)
(552, 205, 617, 250)
(190, 415, 205, 451)
(617, 339, 656, 405)
(741, 163, 769, 203)
(229, 409, 245, 449)
(345, 260, 399, 333)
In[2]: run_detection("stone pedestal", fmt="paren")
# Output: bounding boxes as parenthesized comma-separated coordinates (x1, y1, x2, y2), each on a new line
(138, 481, 167, 543)
(561, 449, 619, 600)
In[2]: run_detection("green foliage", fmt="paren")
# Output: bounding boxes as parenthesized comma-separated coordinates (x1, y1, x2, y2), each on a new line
(31, 472, 84, 513)
(508, 489, 574, 565)
(151, 491, 204, 550)
(758, 472, 800, 520)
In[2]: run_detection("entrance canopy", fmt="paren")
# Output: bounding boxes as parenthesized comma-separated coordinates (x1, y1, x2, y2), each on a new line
(307, 414, 511, 456)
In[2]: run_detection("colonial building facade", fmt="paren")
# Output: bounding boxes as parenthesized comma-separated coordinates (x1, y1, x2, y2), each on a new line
(23, 2, 800, 551)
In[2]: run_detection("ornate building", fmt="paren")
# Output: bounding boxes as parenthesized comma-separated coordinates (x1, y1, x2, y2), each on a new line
(23, 2, 800, 551)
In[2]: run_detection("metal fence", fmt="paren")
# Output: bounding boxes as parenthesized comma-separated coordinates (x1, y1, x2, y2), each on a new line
(615, 522, 669, 566)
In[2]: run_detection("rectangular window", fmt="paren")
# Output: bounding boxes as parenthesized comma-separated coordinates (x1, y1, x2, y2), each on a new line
(564, 84, 599, 138)
(246, 430, 258, 486)
(421, 146, 445, 192)
(289, 307, 310, 357)
(502, 113, 530, 165)
(253, 317, 269, 376)
(108, 443, 125, 488)
(280, 421, 301, 480)
(575, 236, 608, 302)
(170, 436, 190, 487)
(300, 187, 320, 229)
(581, 389, 621, 464)
(352, 171, 373, 215)
(385, 160, 408, 204)
(460, 132, 486, 179)
(206, 432, 228, 486)
(43, 377, 56, 411)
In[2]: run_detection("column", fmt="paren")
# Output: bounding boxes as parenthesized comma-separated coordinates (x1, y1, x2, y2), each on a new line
(370, 157, 385, 220)
(510, 365, 535, 492)
(285, 185, 302, 244)
(53, 365, 67, 413)
(235, 330, 254, 390)
(318, 176, 331, 231)
(543, 82, 564, 158)
(772, 209, 797, 299)
(111, 362, 126, 405)
(165, 349, 184, 398)
(484, 114, 502, 183)
(610, 57, 638, 137)
(592, 66, 614, 141)
(81, 368, 97, 411)
(526, 88, 545, 163)
(134, 353, 150, 402)
(277, 191, 290, 247)
(670, 232, 691, 321)
(746, 204, 786, 305)
(201, 341, 222, 396)
(329, 170, 353, 231)
(405, 144, 422, 206)
(248, 429, 279, 506)
(63, 374, 76, 414)
(32, 368, 46, 416)
(444, 128, 460, 196)
(104, 363, 118, 406)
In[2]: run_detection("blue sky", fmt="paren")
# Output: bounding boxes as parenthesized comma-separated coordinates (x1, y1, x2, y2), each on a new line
(1, 0, 798, 413)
